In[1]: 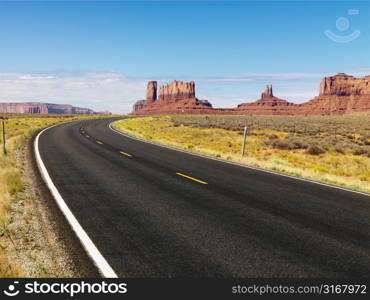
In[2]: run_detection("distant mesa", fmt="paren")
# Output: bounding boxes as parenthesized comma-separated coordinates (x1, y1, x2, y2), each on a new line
(0, 102, 111, 115)
(132, 73, 370, 115)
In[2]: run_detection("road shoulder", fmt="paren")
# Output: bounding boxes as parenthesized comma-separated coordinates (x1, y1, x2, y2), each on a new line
(2, 139, 99, 277)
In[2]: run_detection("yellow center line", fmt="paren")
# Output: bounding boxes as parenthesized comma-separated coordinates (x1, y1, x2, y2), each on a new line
(119, 151, 133, 157)
(85, 135, 90, 138)
(96, 141, 103, 145)
(176, 172, 208, 185)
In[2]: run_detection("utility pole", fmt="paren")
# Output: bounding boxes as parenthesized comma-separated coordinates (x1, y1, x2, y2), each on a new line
(241, 126, 247, 157)
(1, 117, 6, 155)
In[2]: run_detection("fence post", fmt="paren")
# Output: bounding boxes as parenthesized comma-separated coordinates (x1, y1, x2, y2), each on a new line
(241, 126, 247, 157)
(1, 119, 6, 155)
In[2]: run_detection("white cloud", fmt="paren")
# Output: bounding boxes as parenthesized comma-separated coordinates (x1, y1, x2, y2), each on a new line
(0, 71, 146, 113)
(18, 75, 57, 80)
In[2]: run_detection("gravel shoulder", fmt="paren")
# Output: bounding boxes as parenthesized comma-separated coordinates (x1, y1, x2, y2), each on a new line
(2, 138, 100, 277)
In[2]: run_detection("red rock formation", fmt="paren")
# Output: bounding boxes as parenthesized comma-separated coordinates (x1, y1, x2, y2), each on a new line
(146, 81, 157, 102)
(131, 73, 370, 115)
(297, 73, 370, 115)
(133, 100, 146, 112)
(0, 102, 111, 115)
(0, 102, 49, 114)
(236, 85, 296, 115)
(132, 81, 157, 112)
(261, 85, 273, 99)
(158, 80, 196, 102)
(320, 73, 370, 96)
(132, 80, 212, 114)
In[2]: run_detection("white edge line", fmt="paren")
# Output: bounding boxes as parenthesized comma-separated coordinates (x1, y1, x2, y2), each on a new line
(109, 120, 370, 197)
(35, 121, 118, 278)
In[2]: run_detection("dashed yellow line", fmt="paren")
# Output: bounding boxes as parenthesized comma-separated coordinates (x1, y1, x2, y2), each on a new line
(119, 151, 133, 157)
(176, 172, 208, 185)
(85, 135, 90, 138)
(96, 141, 103, 145)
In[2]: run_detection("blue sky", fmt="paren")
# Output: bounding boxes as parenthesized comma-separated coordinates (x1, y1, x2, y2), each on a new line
(0, 1, 369, 113)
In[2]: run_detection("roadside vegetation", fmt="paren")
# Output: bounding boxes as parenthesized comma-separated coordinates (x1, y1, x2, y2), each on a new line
(0, 114, 109, 277)
(114, 114, 370, 193)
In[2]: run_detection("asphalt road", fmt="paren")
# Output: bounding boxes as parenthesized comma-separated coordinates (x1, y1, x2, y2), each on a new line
(38, 117, 370, 277)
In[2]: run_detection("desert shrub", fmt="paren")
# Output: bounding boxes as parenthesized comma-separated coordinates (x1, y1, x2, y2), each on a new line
(306, 145, 325, 155)
(266, 138, 307, 150)
(270, 140, 291, 150)
(353, 146, 368, 156)
(334, 146, 345, 154)
(287, 138, 308, 149)
(323, 136, 338, 146)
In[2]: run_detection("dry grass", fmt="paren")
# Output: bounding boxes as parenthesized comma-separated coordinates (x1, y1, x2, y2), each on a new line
(114, 115, 370, 193)
(0, 114, 112, 277)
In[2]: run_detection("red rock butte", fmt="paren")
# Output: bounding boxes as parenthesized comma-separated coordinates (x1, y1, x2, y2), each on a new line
(132, 73, 370, 115)
(132, 80, 212, 115)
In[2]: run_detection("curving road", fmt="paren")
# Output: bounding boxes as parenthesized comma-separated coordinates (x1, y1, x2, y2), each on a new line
(37, 117, 370, 277)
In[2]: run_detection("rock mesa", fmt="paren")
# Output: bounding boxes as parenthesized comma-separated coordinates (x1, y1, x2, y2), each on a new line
(0, 102, 111, 115)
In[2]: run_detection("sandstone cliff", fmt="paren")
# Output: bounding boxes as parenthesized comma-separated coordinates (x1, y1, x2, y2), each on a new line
(0, 102, 111, 115)
(131, 73, 370, 115)
(297, 73, 370, 115)
(0, 102, 49, 114)
(146, 81, 157, 102)
(320, 73, 370, 96)
(158, 80, 196, 102)
(132, 80, 212, 114)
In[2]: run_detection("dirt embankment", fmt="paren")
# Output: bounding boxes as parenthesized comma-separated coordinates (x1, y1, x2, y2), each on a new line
(0, 139, 99, 277)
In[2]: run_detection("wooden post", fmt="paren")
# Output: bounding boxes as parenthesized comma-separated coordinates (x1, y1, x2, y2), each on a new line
(1, 119, 6, 155)
(241, 126, 247, 157)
